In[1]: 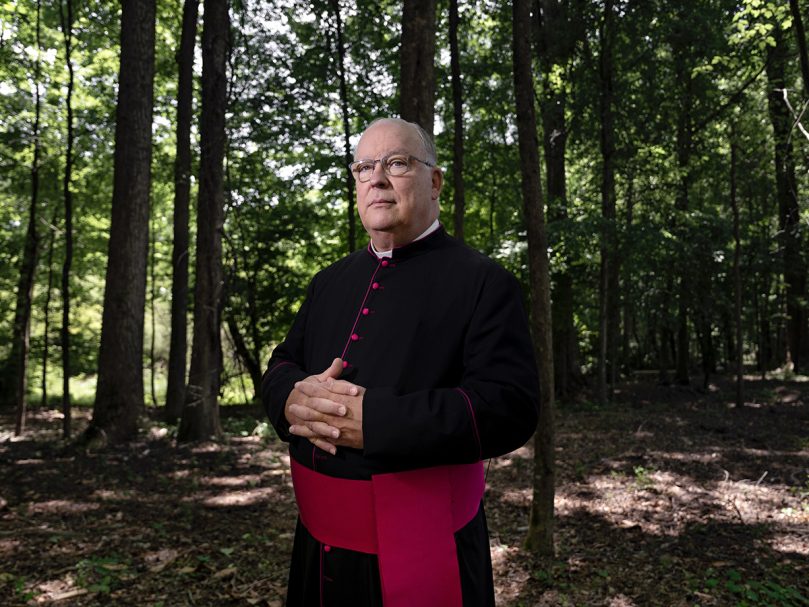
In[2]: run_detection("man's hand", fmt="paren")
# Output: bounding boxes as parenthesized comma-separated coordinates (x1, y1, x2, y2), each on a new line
(288, 377, 365, 454)
(284, 358, 343, 428)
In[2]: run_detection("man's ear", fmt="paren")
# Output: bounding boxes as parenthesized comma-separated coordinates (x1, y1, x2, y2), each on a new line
(431, 167, 444, 200)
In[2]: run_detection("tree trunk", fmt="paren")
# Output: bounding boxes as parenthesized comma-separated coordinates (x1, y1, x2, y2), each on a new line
(766, 27, 808, 372)
(673, 64, 693, 385)
(789, 0, 809, 98)
(226, 316, 260, 402)
(178, 0, 229, 442)
(328, 0, 355, 253)
(149, 208, 157, 407)
(42, 213, 56, 407)
(59, 0, 75, 439)
(88, 0, 156, 446)
(512, 0, 556, 558)
(536, 0, 581, 402)
(6, 0, 42, 436)
(730, 130, 743, 407)
(449, 0, 465, 242)
(165, 0, 199, 423)
(597, 0, 617, 405)
(398, 0, 437, 134)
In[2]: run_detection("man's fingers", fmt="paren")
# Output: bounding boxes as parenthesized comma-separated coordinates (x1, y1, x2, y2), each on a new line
(293, 385, 347, 415)
(324, 378, 362, 396)
(309, 437, 337, 455)
(315, 357, 344, 382)
(289, 421, 339, 439)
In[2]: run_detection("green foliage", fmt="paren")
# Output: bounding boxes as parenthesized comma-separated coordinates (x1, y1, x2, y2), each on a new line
(701, 567, 809, 606)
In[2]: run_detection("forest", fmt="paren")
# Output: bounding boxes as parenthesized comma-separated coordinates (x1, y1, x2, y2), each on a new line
(0, 0, 808, 605)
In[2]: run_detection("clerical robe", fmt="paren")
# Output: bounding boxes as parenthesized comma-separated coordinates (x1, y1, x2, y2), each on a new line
(262, 227, 540, 606)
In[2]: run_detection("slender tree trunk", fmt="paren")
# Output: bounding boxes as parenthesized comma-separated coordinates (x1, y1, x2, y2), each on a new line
(88, 0, 156, 446)
(178, 0, 229, 442)
(449, 0, 465, 242)
(597, 0, 617, 405)
(42, 214, 57, 407)
(790, 0, 809, 97)
(165, 0, 198, 423)
(399, 0, 437, 134)
(513, 0, 555, 558)
(149, 208, 157, 407)
(226, 317, 260, 401)
(6, 0, 42, 436)
(621, 172, 635, 372)
(730, 130, 743, 407)
(766, 27, 807, 372)
(536, 0, 581, 402)
(329, 0, 355, 253)
(59, 0, 75, 439)
(674, 65, 693, 385)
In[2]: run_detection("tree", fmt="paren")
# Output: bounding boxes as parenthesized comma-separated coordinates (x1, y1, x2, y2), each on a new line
(535, 0, 582, 401)
(165, 0, 199, 423)
(765, 25, 808, 371)
(327, 0, 356, 253)
(59, 0, 76, 438)
(449, 0, 465, 242)
(399, 0, 437, 134)
(513, 0, 555, 557)
(178, 0, 229, 442)
(87, 0, 157, 445)
(4, 0, 43, 437)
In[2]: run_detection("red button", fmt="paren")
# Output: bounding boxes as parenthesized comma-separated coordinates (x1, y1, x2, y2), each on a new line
(381, 259, 389, 267)
(372, 282, 380, 290)
(362, 308, 369, 316)
(324, 545, 331, 552)
(351, 333, 359, 341)
(342, 360, 349, 368)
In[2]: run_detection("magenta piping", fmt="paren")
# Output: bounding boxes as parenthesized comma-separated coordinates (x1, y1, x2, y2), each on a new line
(339, 261, 383, 361)
(454, 387, 482, 460)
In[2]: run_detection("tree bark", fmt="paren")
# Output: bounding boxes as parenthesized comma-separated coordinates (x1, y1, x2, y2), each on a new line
(597, 0, 617, 405)
(42, 213, 56, 407)
(59, 0, 75, 439)
(226, 316, 260, 401)
(398, 0, 437, 134)
(6, 0, 42, 437)
(178, 0, 229, 442)
(88, 0, 156, 445)
(766, 27, 808, 372)
(673, 56, 693, 385)
(789, 0, 809, 98)
(534, 0, 581, 401)
(730, 129, 743, 407)
(512, 0, 556, 558)
(449, 0, 465, 242)
(165, 0, 199, 423)
(328, 0, 355, 253)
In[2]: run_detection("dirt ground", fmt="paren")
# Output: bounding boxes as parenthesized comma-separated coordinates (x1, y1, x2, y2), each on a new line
(1, 374, 807, 606)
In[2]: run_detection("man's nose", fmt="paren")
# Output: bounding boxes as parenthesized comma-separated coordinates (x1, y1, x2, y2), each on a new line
(369, 161, 389, 186)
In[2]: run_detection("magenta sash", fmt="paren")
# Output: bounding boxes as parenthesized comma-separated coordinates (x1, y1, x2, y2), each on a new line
(290, 458, 485, 607)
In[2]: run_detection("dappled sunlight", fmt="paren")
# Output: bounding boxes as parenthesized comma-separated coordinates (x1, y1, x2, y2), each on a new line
(200, 474, 262, 488)
(27, 499, 101, 515)
(201, 486, 275, 507)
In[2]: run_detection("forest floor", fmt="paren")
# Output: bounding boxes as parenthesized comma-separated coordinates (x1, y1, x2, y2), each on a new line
(0, 373, 808, 607)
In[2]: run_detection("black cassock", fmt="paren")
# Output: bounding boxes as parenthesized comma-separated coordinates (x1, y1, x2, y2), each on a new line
(262, 227, 540, 607)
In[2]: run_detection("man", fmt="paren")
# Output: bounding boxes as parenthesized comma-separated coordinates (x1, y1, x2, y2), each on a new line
(262, 117, 539, 606)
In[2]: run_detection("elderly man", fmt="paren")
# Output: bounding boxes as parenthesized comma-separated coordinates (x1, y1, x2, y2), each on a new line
(262, 117, 539, 607)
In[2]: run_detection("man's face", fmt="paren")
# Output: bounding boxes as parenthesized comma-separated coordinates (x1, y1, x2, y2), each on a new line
(354, 121, 443, 249)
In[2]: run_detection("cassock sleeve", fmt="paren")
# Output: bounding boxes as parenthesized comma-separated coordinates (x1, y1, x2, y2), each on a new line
(362, 268, 540, 466)
(260, 279, 314, 441)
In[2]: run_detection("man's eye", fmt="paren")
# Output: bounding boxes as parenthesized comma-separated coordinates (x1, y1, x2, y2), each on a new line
(387, 157, 408, 169)
(357, 163, 373, 173)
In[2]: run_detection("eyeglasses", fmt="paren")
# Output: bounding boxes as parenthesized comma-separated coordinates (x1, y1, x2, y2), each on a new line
(348, 154, 434, 182)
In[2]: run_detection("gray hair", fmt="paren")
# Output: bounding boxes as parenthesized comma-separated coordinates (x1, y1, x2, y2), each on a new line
(358, 117, 437, 164)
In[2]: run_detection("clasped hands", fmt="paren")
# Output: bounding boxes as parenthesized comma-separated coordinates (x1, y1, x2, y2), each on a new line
(285, 358, 365, 455)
